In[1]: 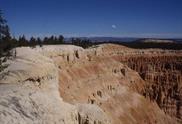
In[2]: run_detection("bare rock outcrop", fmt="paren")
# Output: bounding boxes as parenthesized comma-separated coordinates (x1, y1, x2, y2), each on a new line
(0, 46, 111, 124)
(120, 55, 182, 121)
(87, 44, 182, 122)
(0, 44, 181, 124)
(57, 44, 179, 124)
(77, 104, 111, 124)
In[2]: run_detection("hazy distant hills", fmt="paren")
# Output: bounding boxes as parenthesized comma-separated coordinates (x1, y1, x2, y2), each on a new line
(85, 37, 138, 42)
(65, 37, 182, 43)
(133, 39, 176, 43)
(65, 37, 138, 42)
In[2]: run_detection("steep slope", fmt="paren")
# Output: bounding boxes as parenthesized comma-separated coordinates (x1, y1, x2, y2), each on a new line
(0, 44, 180, 124)
(119, 54, 182, 121)
(56, 44, 179, 124)
(0, 46, 111, 124)
(90, 44, 182, 122)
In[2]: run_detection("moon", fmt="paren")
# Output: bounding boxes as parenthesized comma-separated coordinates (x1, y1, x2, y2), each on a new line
(112, 25, 116, 29)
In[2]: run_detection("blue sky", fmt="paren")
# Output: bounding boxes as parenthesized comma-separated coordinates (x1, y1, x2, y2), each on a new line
(0, 0, 182, 38)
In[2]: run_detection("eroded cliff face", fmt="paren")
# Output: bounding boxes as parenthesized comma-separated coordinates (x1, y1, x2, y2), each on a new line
(0, 44, 181, 124)
(56, 44, 180, 124)
(87, 44, 182, 122)
(0, 46, 111, 124)
(119, 55, 182, 121)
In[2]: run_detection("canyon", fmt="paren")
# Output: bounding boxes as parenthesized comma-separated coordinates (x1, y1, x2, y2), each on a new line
(119, 53, 182, 121)
(0, 44, 181, 124)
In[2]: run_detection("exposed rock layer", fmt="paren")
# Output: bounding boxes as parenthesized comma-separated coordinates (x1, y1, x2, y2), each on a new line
(91, 44, 182, 122)
(0, 46, 111, 124)
(0, 44, 181, 124)
(119, 55, 182, 121)
(57, 44, 180, 124)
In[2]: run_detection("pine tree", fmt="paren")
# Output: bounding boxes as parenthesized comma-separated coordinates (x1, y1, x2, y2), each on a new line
(18, 35, 28, 46)
(0, 9, 7, 41)
(58, 35, 64, 44)
(29, 37, 36, 48)
(0, 9, 12, 53)
(0, 10, 11, 41)
(0, 9, 12, 71)
(36, 37, 42, 47)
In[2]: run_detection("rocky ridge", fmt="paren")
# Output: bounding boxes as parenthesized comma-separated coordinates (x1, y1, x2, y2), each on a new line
(88, 44, 182, 122)
(0, 44, 181, 124)
(0, 46, 111, 124)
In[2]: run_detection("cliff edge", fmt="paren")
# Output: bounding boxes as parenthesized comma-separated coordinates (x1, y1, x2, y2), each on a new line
(0, 44, 181, 124)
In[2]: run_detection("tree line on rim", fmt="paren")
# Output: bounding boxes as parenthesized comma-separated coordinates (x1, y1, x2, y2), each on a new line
(0, 8, 95, 71)
(1, 7, 182, 72)
(0, 12, 65, 52)
(0, 9, 93, 54)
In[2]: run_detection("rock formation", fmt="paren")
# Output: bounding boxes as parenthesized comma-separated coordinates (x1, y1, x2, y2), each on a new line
(0, 44, 181, 124)
(0, 46, 111, 124)
(119, 54, 182, 122)
(88, 44, 182, 122)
